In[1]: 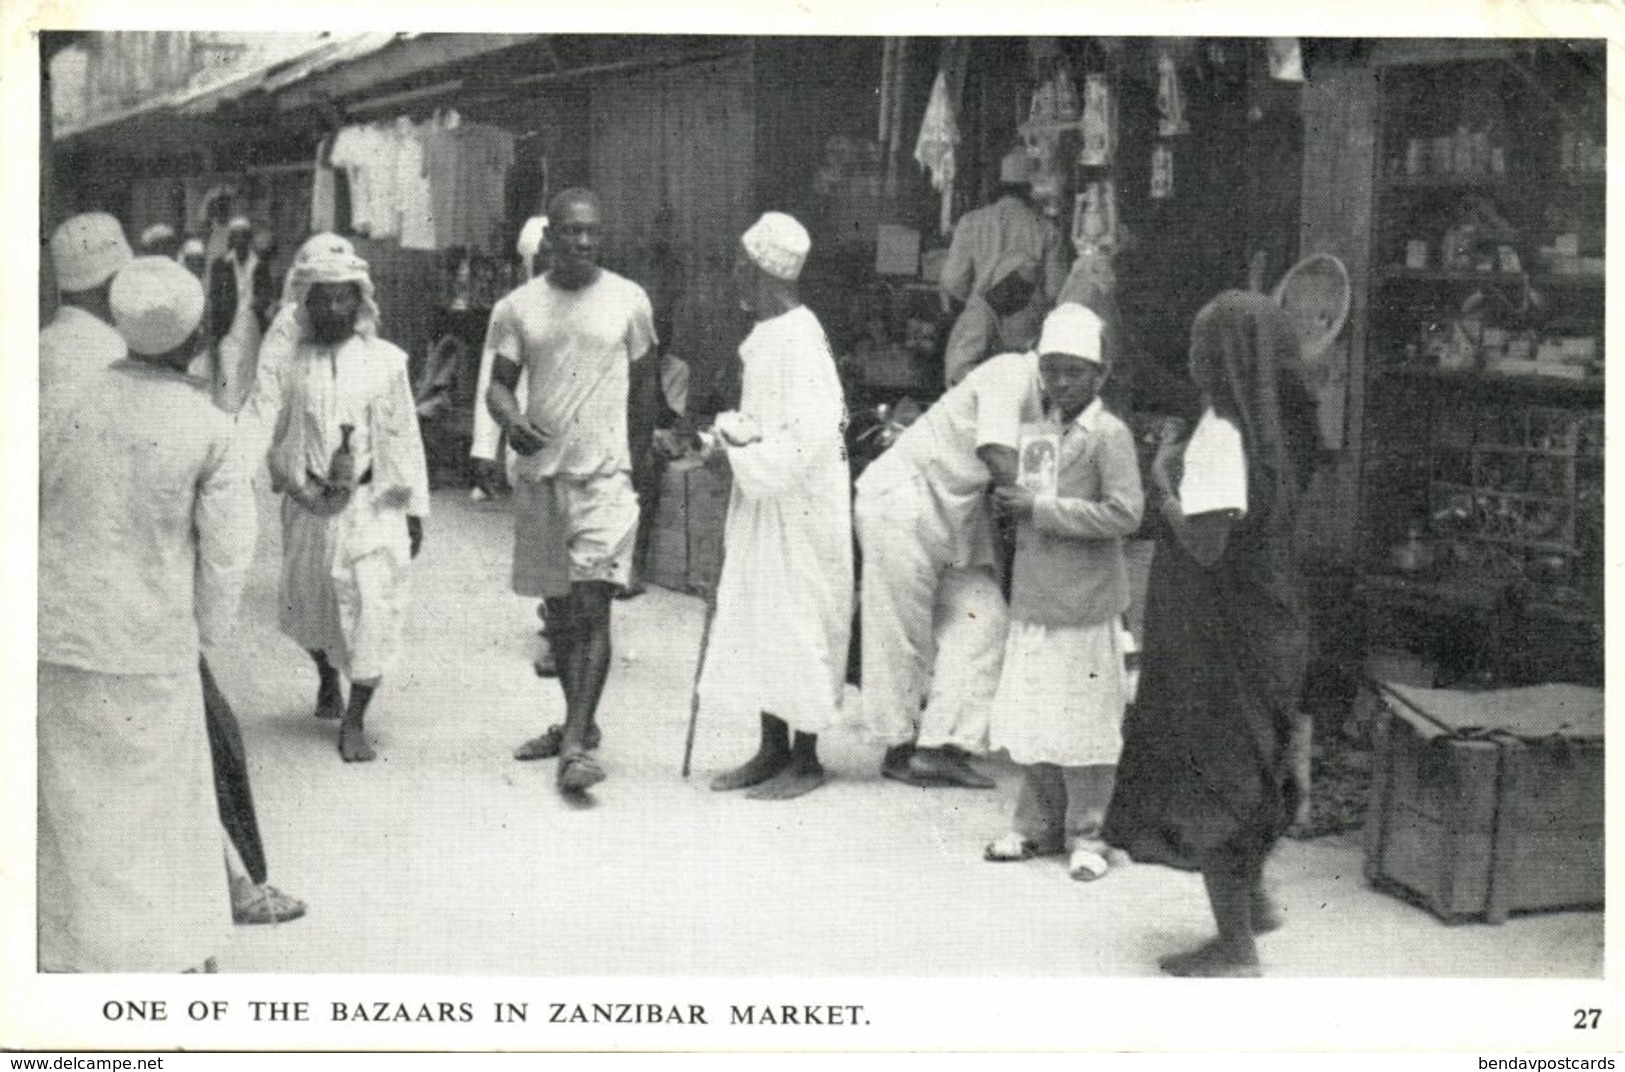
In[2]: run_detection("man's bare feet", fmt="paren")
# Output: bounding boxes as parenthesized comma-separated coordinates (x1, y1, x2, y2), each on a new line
(1157, 938, 1261, 977)
(745, 755, 826, 800)
(908, 746, 995, 789)
(515, 723, 600, 760)
(338, 720, 375, 763)
(314, 676, 344, 720)
(711, 747, 791, 791)
(557, 750, 606, 792)
(1251, 888, 1284, 934)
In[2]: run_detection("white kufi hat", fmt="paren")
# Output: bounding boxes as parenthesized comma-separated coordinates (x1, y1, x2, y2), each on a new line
(110, 256, 206, 357)
(51, 212, 133, 293)
(1037, 302, 1105, 364)
(741, 212, 810, 281)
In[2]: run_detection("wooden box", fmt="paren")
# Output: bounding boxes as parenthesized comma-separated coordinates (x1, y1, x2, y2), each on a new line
(1364, 682, 1604, 924)
(644, 457, 731, 597)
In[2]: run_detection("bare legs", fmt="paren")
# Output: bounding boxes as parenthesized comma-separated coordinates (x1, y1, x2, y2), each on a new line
(1159, 850, 1274, 977)
(309, 649, 377, 763)
(514, 582, 615, 791)
(711, 713, 827, 800)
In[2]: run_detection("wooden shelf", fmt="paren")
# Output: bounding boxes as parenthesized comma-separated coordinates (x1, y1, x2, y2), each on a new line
(1358, 570, 1601, 625)
(1384, 173, 1508, 191)
(1377, 267, 1605, 291)
(1382, 364, 1604, 400)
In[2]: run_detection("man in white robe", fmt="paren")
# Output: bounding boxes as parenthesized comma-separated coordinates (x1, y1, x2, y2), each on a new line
(268, 247, 430, 763)
(39, 257, 257, 972)
(854, 347, 1047, 787)
(39, 212, 131, 402)
(698, 212, 852, 801)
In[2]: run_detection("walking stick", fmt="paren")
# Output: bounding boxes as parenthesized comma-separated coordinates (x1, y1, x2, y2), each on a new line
(681, 593, 717, 779)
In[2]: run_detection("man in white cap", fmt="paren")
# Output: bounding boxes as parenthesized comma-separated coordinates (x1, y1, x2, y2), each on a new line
(139, 222, 181, 259)
(697, 212, 851, 801)
(39, 257, 258, 972)
(939, 146, 1065, 352)
(40, 212, 133, 398)
(854, 299, 1073, 789)
(487, 187, 660, 794)
(268, 245, 430, 763)
(179, 236, 208, 278)
(207, 215, 274, 413)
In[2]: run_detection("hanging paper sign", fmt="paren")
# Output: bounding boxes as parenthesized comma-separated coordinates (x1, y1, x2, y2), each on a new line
(1151, 143, 1175, 200)
(1079, 73, 1113, 167)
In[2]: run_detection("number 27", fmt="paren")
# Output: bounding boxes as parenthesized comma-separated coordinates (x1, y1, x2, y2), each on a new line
(1574, 1009, 1601, 1029)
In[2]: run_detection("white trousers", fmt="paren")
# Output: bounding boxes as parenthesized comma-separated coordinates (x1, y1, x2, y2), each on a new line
(855, 471, 1008, 751)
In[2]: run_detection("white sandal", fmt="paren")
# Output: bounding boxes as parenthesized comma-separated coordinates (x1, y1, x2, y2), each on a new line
(1068, 846, 1110, 882)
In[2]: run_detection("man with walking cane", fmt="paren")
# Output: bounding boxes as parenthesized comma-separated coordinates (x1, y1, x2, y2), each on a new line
(683, 212, 852, 800)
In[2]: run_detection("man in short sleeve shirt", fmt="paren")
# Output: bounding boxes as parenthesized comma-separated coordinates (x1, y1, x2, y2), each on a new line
(853, 345, 1046, 788)
(487, 188, 660, 794)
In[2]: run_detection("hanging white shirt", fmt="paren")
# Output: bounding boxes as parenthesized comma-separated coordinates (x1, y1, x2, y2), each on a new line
(697, 306, 853, 734)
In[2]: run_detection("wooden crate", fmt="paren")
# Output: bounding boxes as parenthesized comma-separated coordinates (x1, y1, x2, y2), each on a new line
(1364, 682, 1604, 924)
(645, 457, 730, 597)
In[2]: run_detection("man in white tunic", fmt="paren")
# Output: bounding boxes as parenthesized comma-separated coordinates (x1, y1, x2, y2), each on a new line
(699, 213, 852, 801)
(854, 345, 1046, 787)
(39, 212, 131, 401)
(39, 257, 257, 972)
(268, 247, 430, 763)
(488, 188, 660, 794)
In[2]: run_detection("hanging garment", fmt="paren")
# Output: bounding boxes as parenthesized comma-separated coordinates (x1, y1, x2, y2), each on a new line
(397, 117, 437, 250)
(310, 135, 338, 234)
(1151, 143, 1175, 200)
(1268, 38, 1305, 82)
(216, 252, 264, 414)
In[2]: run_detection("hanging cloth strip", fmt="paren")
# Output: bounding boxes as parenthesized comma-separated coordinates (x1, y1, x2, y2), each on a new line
(1155, 51, 1189, 137)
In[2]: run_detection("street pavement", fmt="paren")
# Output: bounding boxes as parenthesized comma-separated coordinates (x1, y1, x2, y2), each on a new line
(208, 487, 1603, 977)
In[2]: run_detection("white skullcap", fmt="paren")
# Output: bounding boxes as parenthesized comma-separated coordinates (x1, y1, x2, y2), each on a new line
(50, 212, 133, 292)
(227, 215, 252, 232)
(999, 148, 1035, 186)
(139, 223, 176, 249)
(179, 237, 205, 258)
(1037, 302, 1105, 364)
(741, 212, 810, 281)
(110, 256, 206, 357)
(516, 215, 548, 261)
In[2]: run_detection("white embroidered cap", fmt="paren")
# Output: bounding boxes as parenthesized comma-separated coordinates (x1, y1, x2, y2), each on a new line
(1037, 302, 1105, 364)
(50, 212, 133, 293)
(741, 212, 811, 281)
(227, 215, 253, 232)
(110, 256, 206, 357)
(179, 237, 206, 259)
(139, 223, 177, 249)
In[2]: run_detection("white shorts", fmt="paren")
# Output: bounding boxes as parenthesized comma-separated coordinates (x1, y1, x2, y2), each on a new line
(512, 472, 639, 599)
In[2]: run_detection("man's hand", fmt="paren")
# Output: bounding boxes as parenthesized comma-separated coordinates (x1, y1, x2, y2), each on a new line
(992, 484, 1036, 521)
(505, 416, 550, 457)
(652, 427, 688, 460)
(294, 474, 351, 517)
(407, 515, 424, 559)
(1151, 417, 1189, 501)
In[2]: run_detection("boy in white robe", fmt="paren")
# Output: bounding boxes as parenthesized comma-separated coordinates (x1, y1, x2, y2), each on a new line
(698, 213, 853, 800)
(268, 247, 430, 763)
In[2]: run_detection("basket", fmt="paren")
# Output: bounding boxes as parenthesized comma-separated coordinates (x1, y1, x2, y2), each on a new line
(1272, 252, 1351, 360)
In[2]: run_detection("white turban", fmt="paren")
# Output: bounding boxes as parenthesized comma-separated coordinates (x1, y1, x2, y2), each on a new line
(1037, 302, 1105, 365)
(50, 212, 132, 293)
(741, 212, 810, 282)
(287, 244, 380, 339)
(110, 256, 205, 357)
(281, 232, 358, 304)
(139, 223, 176, 250)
